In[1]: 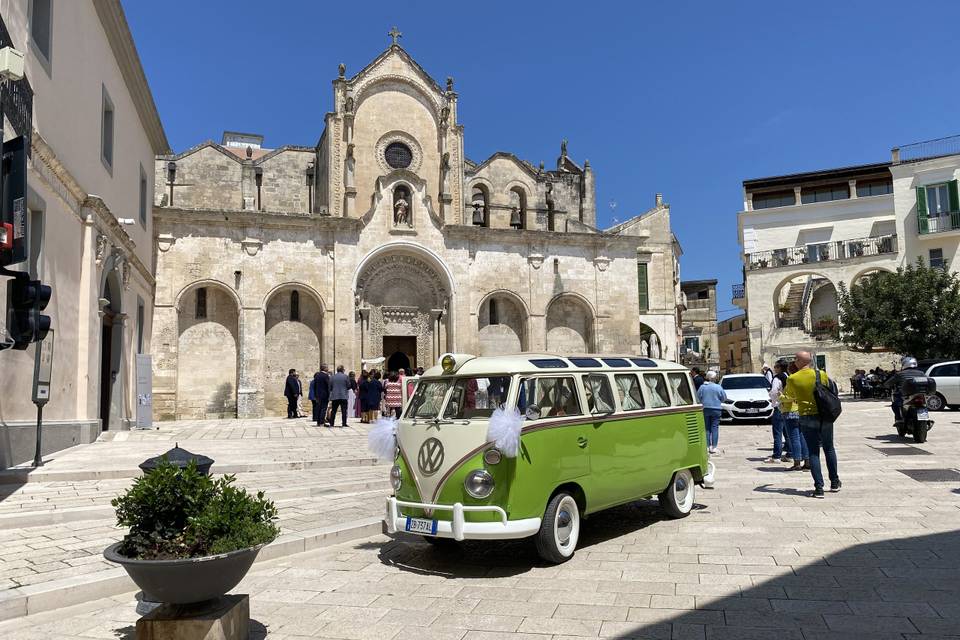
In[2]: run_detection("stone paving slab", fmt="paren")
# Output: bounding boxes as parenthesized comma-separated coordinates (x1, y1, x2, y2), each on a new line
(1, 401, 959, 638)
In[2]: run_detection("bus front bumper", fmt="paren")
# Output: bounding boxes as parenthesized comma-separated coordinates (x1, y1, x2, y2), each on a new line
(385, 497, 541, 541)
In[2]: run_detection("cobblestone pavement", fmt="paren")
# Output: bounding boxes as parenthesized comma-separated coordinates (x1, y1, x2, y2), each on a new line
(2, 401, 960, 638)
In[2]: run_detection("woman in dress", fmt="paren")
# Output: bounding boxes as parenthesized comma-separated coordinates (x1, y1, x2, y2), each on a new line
(358, 371, 371, 424)
(384, 371, 403, 419)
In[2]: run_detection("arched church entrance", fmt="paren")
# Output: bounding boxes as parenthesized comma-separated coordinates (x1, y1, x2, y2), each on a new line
(356, 250, 451, 370)
(99, 272, 123, 431)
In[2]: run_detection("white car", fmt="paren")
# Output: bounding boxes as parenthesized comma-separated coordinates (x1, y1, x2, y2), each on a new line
(923, 361, 960, 411)
(719, 373, 774, 422)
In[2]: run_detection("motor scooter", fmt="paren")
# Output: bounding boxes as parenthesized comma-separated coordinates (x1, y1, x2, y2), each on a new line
(895, 376, 936, 443)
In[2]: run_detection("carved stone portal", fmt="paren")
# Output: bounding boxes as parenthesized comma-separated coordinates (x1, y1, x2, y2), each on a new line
(356, 253, 449, 366)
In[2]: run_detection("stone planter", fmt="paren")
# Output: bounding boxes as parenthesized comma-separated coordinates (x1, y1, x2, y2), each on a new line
(104, 542, 264, 605)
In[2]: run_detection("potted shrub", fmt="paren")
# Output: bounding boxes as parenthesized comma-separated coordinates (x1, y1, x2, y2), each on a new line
(104, 459, 279, 605)
(778, 303, 792, 313)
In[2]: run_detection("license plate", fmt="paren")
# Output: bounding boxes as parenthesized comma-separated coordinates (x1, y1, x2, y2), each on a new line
(744, 408, 760, 414)
(917, 409, 929, 420)
(404, 517, 438, 535)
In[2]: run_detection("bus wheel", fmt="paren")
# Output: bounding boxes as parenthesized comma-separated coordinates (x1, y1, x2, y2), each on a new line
(658, 469, 695, 518)
(535, 492, 580, 563)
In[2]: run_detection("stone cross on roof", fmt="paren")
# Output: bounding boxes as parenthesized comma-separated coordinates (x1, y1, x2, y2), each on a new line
(388, 26, 402, 45)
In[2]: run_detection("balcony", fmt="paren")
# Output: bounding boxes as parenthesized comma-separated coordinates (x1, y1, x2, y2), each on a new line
(732, 283, 744, 299)
(920, 212, 960, 235)
(746, 234, 897, 271)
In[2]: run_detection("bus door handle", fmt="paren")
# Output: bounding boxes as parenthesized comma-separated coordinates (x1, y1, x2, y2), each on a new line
(577, 437, 588, 448)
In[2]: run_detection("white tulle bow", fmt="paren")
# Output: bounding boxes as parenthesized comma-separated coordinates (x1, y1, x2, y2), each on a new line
(486, 406, 524, 458)
(368, 416, 398, 461)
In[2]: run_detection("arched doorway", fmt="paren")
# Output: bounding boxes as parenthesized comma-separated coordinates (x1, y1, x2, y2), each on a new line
(176, 283, 239, 419)
(99, 273, 123, 430)
(478, 292, 527, 355)
(264, 286, 323, 416)
(546, 294, 594, 352)
(355, 248, 451, 369)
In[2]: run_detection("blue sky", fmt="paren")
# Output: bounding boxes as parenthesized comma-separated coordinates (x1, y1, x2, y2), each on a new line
(124, 1, 960, 320)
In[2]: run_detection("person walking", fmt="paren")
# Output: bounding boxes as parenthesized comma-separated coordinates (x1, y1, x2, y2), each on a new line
(295, 373, 306, 417)
(780, 361, 809, 471)
(697, 370, 726, 454)
(283, 369, 299, 419)
(384, 371, 404, 419)
(309, 366, 331, 426)
(765, 360, 789, 463)
(691, 367, 705, 390)
(359, 371, 371, 423)
(784, 351, 840, 497)
(329, 365, 350, 427)
(368, 370, 384, 420)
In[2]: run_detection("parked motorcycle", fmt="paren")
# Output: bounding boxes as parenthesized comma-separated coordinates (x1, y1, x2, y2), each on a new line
(895, 376, 936, 443)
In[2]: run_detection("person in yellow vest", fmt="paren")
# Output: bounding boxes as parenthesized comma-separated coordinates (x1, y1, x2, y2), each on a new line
(783, 351, 840, 497)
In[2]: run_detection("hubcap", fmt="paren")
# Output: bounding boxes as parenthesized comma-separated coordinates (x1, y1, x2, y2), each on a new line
(554, 496, 579, 550)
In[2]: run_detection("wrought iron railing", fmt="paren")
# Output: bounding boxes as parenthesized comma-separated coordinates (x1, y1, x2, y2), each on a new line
(922, 212, 960, 234)
(0, 14, 33, 151)
(895, 135, 960, 163)
(746, 234, 897, 270)
(732, 283, 744, 299)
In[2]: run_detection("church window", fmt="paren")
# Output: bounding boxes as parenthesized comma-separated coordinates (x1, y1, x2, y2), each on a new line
(385, 142, 413, 169)
(489, 299, 499, 325)
(196, 287, 207, 319)
(291, 290, 300, 321)
(30, 0, 53, 66)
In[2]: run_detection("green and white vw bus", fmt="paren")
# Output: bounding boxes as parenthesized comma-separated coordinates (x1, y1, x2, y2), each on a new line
(382, 353, 712, 563)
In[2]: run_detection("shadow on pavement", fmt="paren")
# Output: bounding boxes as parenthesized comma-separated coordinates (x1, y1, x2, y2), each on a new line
(601, 528, 960, 639)
(378, 500, 688, 578)
(753, 483, 813, 497)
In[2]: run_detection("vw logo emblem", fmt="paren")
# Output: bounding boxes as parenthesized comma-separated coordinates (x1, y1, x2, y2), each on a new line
(418, 437, 444, 476)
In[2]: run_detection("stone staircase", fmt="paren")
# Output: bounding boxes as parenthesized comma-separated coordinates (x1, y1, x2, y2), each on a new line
(779, 281, 806, 328)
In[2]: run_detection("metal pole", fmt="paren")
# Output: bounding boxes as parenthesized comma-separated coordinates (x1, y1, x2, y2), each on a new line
(32, 404, 42, 467)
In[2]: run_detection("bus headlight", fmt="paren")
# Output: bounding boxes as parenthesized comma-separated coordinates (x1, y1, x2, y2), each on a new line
(464, 469, 494, 498)
(483, 448, 502, 465)
(390, 465, 402, 490)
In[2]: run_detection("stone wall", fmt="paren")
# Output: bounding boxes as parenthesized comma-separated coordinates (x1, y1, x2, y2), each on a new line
(264, 289, 324, 416)
(176, 286, 239, 418)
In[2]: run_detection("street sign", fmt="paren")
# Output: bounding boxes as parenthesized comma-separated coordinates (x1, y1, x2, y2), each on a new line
(32, 328, 53, 406)
(135, 353, 153, 429)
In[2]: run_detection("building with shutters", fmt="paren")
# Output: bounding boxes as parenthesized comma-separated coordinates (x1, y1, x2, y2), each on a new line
(0, 1, 168, 468)
(150, 38, 683, 420)
(734, 134, 960, 385)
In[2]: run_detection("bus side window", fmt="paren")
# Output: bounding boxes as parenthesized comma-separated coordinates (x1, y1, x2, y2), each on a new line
(615, 374, 644, 411)
(585, 374, 615, 415)
(643, 373, 671, 409)
(668, 373, 694, 406)
(533, 376, 582, 417)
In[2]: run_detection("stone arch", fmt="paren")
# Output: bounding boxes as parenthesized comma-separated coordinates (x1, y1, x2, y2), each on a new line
(98, 269, 124, 431)
(175, 281, 239, 419)
(638, 322, 662, 358)
(355, 243, 454, 368)
(352, 75, 443, 126)
(477, 290, 529, 355)
(508, 185, 527, 229)
(470, 182, 490, 227)
(850, 266, 894, 288)
(772, 271, 839, 332)
(263, 284, 325, 416)
(546, 293, 595, 352)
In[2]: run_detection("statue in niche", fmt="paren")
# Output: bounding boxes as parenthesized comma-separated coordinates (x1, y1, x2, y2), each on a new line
(393, 185, 411, 227)
(344, 96, 354, 112)
(345, 144, 355, 187)
(440, 152, 450, 194)
(640, 339, 649, 357)
(649, 334, 661, 359)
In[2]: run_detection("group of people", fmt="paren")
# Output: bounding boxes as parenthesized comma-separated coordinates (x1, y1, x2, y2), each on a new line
(695, 351, 841, 498)
(283, 366, 425, 427)
(851, 367, 895, 399)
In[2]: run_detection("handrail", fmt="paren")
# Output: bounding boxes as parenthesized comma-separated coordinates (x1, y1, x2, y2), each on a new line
(746, 234, 897, 270)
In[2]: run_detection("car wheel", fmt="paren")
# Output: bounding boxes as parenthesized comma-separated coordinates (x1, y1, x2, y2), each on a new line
(535, 492, 580, 564)
(926, 394, 945, 411)
(658, 469, 695, 518)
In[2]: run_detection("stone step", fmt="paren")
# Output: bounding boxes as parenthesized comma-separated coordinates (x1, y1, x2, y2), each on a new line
(0, 477, 388, 529)
(0, 515, 383, 621)
(0, 456, 381, 485)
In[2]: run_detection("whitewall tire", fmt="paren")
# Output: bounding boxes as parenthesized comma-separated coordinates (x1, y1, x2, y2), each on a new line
(535, 492, 580, 563)
(658, 469, 695, 518)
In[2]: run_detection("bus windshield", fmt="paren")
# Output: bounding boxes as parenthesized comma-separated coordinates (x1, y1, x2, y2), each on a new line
(442, 376, 512, 419)
(405, 379, 452, 419)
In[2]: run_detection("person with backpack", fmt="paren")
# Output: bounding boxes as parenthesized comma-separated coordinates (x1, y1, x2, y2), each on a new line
(784, 351, 841, 497)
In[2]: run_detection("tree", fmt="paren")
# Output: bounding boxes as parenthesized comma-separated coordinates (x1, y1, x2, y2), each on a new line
(837, 259, 960, 359)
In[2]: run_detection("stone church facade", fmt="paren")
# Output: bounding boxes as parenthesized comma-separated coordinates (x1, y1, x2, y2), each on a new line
(151, 40, 682, 419)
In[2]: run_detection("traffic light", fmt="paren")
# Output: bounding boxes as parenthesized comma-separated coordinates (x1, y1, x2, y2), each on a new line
(6, 273, 51, 349)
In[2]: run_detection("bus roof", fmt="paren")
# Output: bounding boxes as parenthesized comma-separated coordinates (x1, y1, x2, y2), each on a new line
(422, 353, 690, 377)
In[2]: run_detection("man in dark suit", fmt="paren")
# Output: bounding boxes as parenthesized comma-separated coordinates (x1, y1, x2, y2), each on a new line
(310, 366, 331, 426)
(284, 369, 300, 419)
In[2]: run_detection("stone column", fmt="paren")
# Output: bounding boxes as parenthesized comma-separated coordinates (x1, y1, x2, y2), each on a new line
(793, 186, 802, 205)
(76, 216, 99, 420)
(237, 307, 265, 418)
(430, 309, 444, 362)
(357, 308, 370, 364)
(848, 179, 858, 199)
(150, 303, 178, 420)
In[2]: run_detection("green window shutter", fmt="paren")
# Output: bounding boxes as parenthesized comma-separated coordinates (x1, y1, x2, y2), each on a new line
(637, 263, 649, 312)
(917, 186, 929, 234)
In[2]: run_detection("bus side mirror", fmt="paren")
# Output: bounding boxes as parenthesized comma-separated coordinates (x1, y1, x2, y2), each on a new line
(525, 405, 541, 421)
